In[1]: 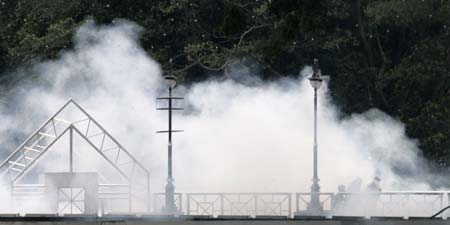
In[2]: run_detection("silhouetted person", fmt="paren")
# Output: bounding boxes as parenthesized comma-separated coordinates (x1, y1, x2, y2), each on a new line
(333, 184, 347, 212)
(366, 176, 382, 192)
(365, 176, 382, 215)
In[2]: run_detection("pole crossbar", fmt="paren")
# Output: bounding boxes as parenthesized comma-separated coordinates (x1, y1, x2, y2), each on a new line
(156, 97, 184, 100)
(156, 130, 184, 133)
(156, 108, 184, 110)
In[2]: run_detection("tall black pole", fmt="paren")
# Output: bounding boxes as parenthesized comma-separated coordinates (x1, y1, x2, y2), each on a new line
(158, 74, 182, 214)
(308, 87, 322, 213)
(165, 86, 176, 213)
(306, 59, 323, 214)
(313, 88, 318, 182)
(168, 86, 172, 180)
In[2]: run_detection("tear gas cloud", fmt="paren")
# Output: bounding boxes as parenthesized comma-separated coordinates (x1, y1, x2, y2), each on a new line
(0, 20, 443, 206)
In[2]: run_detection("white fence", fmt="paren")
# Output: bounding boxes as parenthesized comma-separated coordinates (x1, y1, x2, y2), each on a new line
(295, 191, 445, 217)
(185, 193, 292, 217)
(9, 187, 450, 217)
(154, 191, 450, 218)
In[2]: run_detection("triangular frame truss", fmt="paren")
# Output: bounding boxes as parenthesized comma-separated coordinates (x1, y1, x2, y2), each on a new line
(0, 99, 150, 211)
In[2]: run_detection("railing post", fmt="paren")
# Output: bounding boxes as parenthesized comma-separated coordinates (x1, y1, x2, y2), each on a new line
(147, 172, 151, 213)
(186, 194, 190, 215)
(288, 193, 292, 218)
(153, 194, 157, 213)
(103, 199, 106, 216)
(179, 193, 183, 214)
(445, 192, 448, 218)
(220, 193, 224, 216)
(254, 194, 258, 216)
(9, 184, 14, 213)
(128, 185, 132, 213)
(330, 193, 334, 212)
(444, 192, 450, 219)
(406, 193, 410, 218)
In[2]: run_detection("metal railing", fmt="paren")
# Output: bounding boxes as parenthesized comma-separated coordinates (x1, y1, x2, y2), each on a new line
(98, 184, 131, 214)
(9, 187, 450, 217)
(153, 192, 183, 213)
(152, 191, 450, 218)
(186, 193, 291, 217)
(295, 192, 334, 213)
(11, 184, 132, 214)
(12, 184, 45, 200)
(295, 191, 446, 217)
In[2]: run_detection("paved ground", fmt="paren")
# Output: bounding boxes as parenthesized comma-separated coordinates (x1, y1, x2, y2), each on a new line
(0, 215, 448, 225)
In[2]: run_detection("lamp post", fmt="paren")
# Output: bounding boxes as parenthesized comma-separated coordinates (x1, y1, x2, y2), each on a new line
(165, 75, 176, 213)
(157, 75, 183, 214)
(307, 58, 323, 214)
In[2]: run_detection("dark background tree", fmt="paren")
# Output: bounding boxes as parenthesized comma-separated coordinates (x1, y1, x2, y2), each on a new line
(0, 0, 449, 170)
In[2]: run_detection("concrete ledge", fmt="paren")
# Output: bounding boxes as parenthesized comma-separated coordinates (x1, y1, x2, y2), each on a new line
(58, 214, 98, 217)
(216, 215, 252, 220)
(369, 216, 405, 220)
(408, 216, 444, 220)
(0, 214, 19, 218)
(23, 214, 58, 217)
(293, 215, 327, 220)
(331, 216, 366, 220)
(254, 215, 288, 220)
(0, 214, 447, 224)
(102, 214, 139, 221)
(178, 215, 212, 220)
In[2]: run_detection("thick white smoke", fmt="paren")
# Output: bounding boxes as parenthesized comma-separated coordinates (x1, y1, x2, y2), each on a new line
(0, 19, 440, 212)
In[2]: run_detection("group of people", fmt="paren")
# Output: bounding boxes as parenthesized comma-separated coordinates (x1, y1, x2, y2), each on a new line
(333, 176, 382, 211)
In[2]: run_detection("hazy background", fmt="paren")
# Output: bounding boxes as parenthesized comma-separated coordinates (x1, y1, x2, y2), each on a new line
(0, 20, 442, 200)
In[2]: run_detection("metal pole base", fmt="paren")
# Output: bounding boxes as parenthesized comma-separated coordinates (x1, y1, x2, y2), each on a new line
(164, 179, 178, 214)
(307, 179, 323, 215)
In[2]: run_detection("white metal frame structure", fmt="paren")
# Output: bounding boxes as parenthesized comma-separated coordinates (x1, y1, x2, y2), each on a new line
(0, 99, 151, 213)
(58, 187, 86, 214)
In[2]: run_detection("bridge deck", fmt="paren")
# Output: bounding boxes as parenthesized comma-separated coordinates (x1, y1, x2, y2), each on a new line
(0, 215, 447, 225)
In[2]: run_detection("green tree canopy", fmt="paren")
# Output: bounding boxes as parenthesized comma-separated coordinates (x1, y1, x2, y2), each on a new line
(0, 0, 449, 169)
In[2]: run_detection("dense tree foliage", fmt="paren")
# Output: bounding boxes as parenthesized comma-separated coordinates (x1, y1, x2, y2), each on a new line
(0, 0, 449, 168)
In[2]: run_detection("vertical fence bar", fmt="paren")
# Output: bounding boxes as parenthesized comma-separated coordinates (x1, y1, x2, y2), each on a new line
(153, 194, 157, 213)
(186, 194, 190, 215)
(220, 194, 224, 216)
(288, 193, 292, 218)
(179, 193, 183, 214)
(147, 173, 151, 212)
(128, 185, 132, 213)
(254, 194, 258, 216)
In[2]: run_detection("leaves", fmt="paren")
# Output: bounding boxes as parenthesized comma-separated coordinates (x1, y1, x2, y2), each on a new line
(0, 0, 449, 168)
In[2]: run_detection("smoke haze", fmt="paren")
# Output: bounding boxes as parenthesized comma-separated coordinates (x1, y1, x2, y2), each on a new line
(0, 20, 443, 207)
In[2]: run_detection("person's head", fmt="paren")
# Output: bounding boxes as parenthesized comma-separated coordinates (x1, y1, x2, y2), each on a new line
(374, 176, 381, 182)
(338, 184, 346, 192)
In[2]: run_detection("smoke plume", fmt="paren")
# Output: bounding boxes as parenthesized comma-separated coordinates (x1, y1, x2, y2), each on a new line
(0, 20, 443, 213)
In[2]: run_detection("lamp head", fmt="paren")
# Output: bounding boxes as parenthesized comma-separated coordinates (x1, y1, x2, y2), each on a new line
(164, 75, 177, 89)
(309, 58, 323, 90)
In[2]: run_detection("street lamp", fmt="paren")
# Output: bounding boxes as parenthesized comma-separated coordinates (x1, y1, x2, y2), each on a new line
(307, 58, 323, 214)
(157, 74, 184, 214)
(164, 75, 177, 89)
